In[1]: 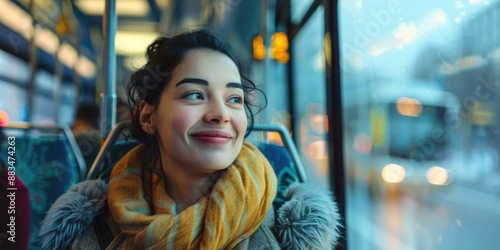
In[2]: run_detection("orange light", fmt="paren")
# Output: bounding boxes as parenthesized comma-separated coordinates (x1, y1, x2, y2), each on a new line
(310, 114, 328, 133)
(266, 132, 282, 146)
(270, 32, 289, 63)
(271, 32, 289, 50)
(252, 35, 266, 61)
(396, 97, 422, 117)
(0, 111, 9, 127)
(307, 139, 328, 160)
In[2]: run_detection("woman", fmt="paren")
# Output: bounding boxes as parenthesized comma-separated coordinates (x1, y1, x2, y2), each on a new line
(39, 29, 341, 249)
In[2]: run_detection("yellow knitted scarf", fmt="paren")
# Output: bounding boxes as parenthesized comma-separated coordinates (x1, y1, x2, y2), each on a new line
(106, 141, 277, 249)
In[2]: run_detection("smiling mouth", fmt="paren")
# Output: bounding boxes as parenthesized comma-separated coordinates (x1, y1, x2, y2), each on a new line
(191, 131, 232, 144)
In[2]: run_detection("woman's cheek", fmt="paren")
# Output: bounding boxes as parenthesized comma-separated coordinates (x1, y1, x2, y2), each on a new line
(171, 114, 195, 136)
(233, 110, 248, 136)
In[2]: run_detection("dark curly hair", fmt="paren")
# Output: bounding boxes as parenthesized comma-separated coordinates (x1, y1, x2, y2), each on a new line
(127, 28, 266, 170)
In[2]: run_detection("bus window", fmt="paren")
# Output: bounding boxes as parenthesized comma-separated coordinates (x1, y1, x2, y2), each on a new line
(339, 1, 500, 249)
(292, 2, 328, 189)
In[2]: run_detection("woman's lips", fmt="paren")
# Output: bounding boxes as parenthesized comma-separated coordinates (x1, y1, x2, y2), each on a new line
(191, 130, 232, 144)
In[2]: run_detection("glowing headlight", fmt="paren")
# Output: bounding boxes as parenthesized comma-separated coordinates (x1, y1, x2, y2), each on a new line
(426, 166, 449, 186)
(382, 164, 406, 183)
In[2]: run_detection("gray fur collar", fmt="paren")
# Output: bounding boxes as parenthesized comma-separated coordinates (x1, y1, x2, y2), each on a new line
(276, 183, 342, 249)
(39, 179, 108, 250)
(39, 180, 341, 250)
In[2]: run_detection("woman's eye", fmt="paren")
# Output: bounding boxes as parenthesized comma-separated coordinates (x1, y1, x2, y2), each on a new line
(184, 92, 204, 100)
(228, 96, 243, 104)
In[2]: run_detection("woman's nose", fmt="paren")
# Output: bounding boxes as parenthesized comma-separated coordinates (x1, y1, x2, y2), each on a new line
(204, 99, 230, 125)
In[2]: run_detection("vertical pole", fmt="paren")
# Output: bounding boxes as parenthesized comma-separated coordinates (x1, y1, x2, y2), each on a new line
(72, 39, 81, 124)
(54, 38, 63, 123)
(324, 0, 346, 249)
(73, 42, 82, 112)
(284, 0, 296, 144)
(263, 0, 272, 124)
(101, 0, 117, 139)
(27, 0, 37, 123)
(73, 26, 82, 111)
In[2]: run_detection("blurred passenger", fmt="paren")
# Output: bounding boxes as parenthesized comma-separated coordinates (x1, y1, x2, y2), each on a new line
(72, 104, 101, 174)
(0, 127, 30, 250)
(39, 29, 341, 249)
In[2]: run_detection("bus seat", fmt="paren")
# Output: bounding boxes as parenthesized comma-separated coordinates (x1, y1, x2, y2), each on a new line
(253, 142, 302, 208)
(2, 123, 85, 250)
(87, 122, 308, 209)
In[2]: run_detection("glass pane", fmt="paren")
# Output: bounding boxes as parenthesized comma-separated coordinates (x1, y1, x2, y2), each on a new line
(291, 0, 315, 23)
(292, 8, 328, 189)
(339, 0, 500, 249)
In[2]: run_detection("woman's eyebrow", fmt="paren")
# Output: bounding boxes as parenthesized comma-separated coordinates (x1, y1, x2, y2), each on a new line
(226, 82, 243, 89)
(175, 78, 243, 89)
(175, 78, 208, 87)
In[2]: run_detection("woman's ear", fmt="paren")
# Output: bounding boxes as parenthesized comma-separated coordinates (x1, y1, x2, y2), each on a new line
(139, 101, 156, 134)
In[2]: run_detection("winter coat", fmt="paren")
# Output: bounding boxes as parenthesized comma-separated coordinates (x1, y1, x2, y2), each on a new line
(39, 179, 341, 249)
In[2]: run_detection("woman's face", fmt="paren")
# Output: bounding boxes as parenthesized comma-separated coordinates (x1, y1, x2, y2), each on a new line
(144, 49, 247, 173)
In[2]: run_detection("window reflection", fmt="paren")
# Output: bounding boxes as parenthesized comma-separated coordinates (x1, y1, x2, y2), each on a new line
(341, 0, 500, 249)
(293, 7, 328, 189)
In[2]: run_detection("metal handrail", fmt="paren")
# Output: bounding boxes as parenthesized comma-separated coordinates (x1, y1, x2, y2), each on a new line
(252, 123, 307, 182)
(100, 0, 117, 139)
(87, 121, 129, 180)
